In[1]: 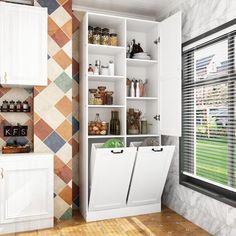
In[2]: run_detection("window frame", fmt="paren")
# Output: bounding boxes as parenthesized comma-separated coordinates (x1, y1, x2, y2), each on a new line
(180, 18, 236, 208)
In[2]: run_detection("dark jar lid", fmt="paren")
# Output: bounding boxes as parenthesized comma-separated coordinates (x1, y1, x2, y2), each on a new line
(94, 27, 102, 32)
(88, 25, 94, 30)
(110, 33, 117, 37)
(102, 28, 109, 33)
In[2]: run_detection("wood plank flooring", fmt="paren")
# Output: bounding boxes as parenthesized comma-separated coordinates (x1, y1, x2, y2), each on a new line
(5, 206, 211, 236)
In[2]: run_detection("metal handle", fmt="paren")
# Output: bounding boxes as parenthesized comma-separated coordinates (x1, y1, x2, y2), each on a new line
(0, 168, 3, 180)
(111, 150, 124, 154)
(4, 72, 7, 83)
(152, 148, 163, 152)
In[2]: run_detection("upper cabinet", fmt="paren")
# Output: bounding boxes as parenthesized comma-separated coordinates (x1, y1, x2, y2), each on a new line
(0, 2, 47, 87)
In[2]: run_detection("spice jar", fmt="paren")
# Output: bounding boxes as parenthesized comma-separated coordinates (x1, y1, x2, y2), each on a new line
(9, 100, 15, 112)
(101, 65, 109, 75)
(93, 27, 101, 44)
(88, 64, 94, 75)
(23, 100, 29, 112)
(88, 89, 97, 105)
(94, 94, 103, 105)
(16, 100, 22, 112)
(110, 33, 118, 46)
(106, 91, 114, 105)
(1, 100, 9, 112)
(98, 86, 107, 105)
(88, 26, 94, 44)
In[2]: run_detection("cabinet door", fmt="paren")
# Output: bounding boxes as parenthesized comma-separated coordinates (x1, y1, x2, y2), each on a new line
(159, 12, 182, 137)
(0, 156, 53, 224)
(1, 2, 47, 87)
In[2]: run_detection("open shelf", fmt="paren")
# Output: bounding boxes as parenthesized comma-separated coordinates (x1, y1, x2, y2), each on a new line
(126, 97, 158, 101)
(88, 75, 125, 82)
(88, 44, 125, 56)
(88, 105, 125, 108)
(126, 134, 160, 138)
(126, 58, 158, 67)
(88, 135, 125, 139)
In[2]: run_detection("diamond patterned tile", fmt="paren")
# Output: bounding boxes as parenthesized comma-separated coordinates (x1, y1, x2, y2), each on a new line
(54, 174, 67, 195)
(59, 186, 72, 205)
(50, 6, 71, 28)
(34, 112, 41, 124)
(51, 28, 70, 48)
(34, 119, 53, 141)
(54, 72, 72, 93)
(34, 135, 52, 153)
(37, 0, 60, 15)
(48, 17, 60, 37)
(54, 195, 70, 219)
(62, 39, 72, 58)
(72, 13, 80, 33)
(62, 0, 72, 16)
(62, 19, 72, 38)
(48, 36, 61, 57)
(72, 138, 79, 157)
(56, 164, 72, 184)
(72, 58, 79, 77)
(55, 95, 72, 117)
(56, 119, 71, 141)
(56, 142, 72, 165)
(53, 49, 71, 70)
(57, 0, 68, 5)
(54, 155, 65, 172)
(59, 207, 72, 220)
(72, 116, 80, 135)
(44, 131, 66, 153)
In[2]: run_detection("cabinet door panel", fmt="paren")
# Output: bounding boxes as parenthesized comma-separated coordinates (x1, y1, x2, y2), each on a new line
(159, 12, 182, 137)
(1, 3, 47, 86)
(0, 156, 53, 223)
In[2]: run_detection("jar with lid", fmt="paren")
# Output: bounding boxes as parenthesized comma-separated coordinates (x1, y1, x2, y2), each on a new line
(88, 89, 97, 105)
(98, 86, 107, 105)
(106, 91, 114, 105)
(16, 100, 22, 112)
(88, 26, 94, 44)
(93, 27, 101, 44)
(94, 94, 103, 105)
(9, 100, 15, 112)
(88, 64, 94, 75)
(110, 33, 118, 46)
(110, 111, 120, 135)
(101, 28, 110, 46)
(1, 100, 9, 112)
(101, 65, 109, 75)
(23, 100, 29, 112)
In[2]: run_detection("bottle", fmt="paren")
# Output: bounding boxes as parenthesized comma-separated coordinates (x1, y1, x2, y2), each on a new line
(108, 60, 114, 76)
(130, 80, 135, 97)
(110, 111, 120, 135)
(136, 80, 140, 97)
(141, 117, 148, 134)
(88, 64, 94, 75)
(94, 60, 101, 75)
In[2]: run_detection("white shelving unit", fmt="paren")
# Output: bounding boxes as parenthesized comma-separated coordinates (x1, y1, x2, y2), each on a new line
(78, 11, 182, 222)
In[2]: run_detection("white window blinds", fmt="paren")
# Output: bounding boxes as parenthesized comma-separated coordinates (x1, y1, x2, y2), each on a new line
(182, 29, 236, 191)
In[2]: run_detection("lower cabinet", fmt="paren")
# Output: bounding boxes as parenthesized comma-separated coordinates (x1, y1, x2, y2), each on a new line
(0, 153, 53, 235)
(89, 143, 175, 215)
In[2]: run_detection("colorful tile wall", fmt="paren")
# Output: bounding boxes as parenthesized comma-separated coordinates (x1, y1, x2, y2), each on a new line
(34, 0, 73, 220)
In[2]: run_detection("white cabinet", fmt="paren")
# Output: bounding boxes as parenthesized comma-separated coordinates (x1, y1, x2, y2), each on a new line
(0, 2, 47, 87)
(0, 153, 53, 235)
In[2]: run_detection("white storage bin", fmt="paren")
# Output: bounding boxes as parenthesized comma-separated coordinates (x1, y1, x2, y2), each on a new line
(127, 142, 175, 207)
(89, 143, 137, 211)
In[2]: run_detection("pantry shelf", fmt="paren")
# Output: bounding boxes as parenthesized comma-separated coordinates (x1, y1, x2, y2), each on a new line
(88, 44, 125, 55)
(88, 105, 125, 108)
(126, 58, 158, 67)
(88, 135, 125, 139)
(126, 134, 161, 138)
(88, 75, 125, 82)
(126, 97, 158, 101)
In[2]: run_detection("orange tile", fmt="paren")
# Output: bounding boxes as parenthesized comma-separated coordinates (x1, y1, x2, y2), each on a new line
(56, 120, 71, 141)
(62, 19, 72, 38)
(72, 14, 80, 33)
(51, 28, 70, 48)
(57, 0, 68, 5)
(48, 17, 60, 37)
(53, 49, 71, 70)
(33, 112, 40, 124)
(72, 138, 79, 157)
(59, 186, 72, 205)
(34, 119, 53, 141)
(56, 165, 72, 184)
(55, 96, 72, 117)
(54, 155, 65, 172)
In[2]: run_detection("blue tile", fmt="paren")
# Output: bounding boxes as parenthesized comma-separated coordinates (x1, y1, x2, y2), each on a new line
(60, 208, 72, 220)
(73, 73, 79, 84)
(44, 131, 66, 153)
(72, 117, 79, 135)
(73, 195, 80, 208)
(24, 88, 33, 94)
(37, 0, 60, 15)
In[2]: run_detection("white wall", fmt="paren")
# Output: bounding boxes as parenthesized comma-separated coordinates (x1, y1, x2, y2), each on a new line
(159, 0, 236, 235)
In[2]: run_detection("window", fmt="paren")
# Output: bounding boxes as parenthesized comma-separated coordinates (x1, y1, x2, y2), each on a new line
(181, 20, 236, 206)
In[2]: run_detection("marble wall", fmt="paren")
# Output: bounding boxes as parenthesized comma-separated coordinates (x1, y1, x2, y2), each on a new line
(159, 0, 236, 235)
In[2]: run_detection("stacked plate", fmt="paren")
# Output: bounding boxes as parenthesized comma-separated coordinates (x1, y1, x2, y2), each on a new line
(133, 52, 151, 60)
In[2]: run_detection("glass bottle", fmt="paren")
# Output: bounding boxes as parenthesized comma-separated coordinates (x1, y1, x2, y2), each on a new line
(110, 111, 120, 135)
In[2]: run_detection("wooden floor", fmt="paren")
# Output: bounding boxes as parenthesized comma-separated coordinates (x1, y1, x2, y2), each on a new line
(6, 207, 211, 236)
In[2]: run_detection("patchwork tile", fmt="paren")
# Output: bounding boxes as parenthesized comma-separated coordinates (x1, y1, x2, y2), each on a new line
(56, 119, 71, 141)
(34, 135, 52, 153)
(54, 195, 70, 219)
(55, 96, 72, 117)
(37, 0, 60, 15)
(48, 17, 60, 37)
(57, 0, 69, 6)
(48, 57, 64, 81)
(44, 131, 66, 153)
(62, 40, 72, 58)
(72, 13, 80, 33)
(72, 138, 79, 157)
(54, 174, 67, 195)
(56, 142, 72, 165)
(53, 49, 71, 70)
(72, 58, 79, 77)
(34, 119, 53, 141)
(54, 155, 65, 172)
(62, 19, 72, 38)
(33, 112, 41, 124)
(56, 164, 72, 184)
(60, 207, 72, 220)
(54, 72, 72, 93)
(48, 36, 61, 57)
(72, 116, 80, 135)
(51, 28, 70, 48)
(63, 0, 72, 16)
(50, 6, 71, 28)
(59, 186, 72, 205)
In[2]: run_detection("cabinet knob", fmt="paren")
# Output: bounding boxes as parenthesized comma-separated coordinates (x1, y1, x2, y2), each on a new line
(0, 168, 3, 180)
(4, 72, 7, 83)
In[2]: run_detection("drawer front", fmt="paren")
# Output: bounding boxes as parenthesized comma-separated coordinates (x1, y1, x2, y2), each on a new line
(127, 145, 175, 207)
(89, 147, 136, 211)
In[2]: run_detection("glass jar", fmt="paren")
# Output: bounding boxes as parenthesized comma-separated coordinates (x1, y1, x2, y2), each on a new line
(110, 111, 120, 135)
(9, 100, 15, 112)
(23, 100, 29, 112)
(16, 100, 22, 112)
(88, 64, 94, 75)
(98, 86, 107, 105)
(110, 33, 118, 46)
(101, 32, 110, 45)
(101, 65, 109, 75)
(88, 114, 108, 135)
(94, 94, 103, 105)
(1, 100, 9, 112)
(93, 27, 101, 44)
(88, 26, 94, 44)
(106, 91, 114, 105)
(88, 89, 97, 105)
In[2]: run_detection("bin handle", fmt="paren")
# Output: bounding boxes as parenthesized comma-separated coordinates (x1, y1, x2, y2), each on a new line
(111, 150, 124, 154)
(152, 148, 163, 152)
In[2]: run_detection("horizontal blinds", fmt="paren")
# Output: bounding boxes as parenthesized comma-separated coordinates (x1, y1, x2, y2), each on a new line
(182, 31, 236, 189)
